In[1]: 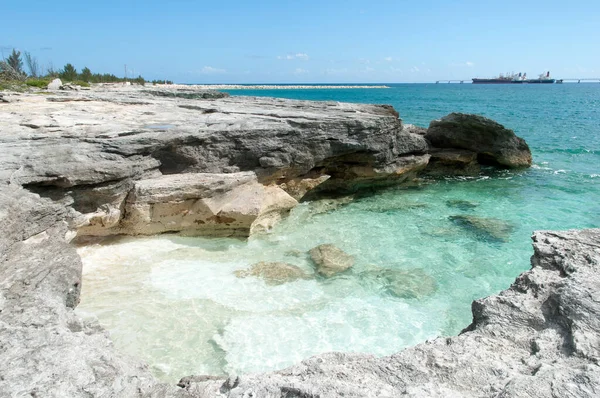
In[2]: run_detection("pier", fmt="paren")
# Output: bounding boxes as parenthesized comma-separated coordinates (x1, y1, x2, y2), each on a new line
(559, 78, 600, 83)
(436, 80, 466, 84)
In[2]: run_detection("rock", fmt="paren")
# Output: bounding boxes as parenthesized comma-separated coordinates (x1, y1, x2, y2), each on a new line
(234, 262, 311, 285)
(75, 172, 298, 238)
(0, 188, 185, 397)
(60, 83, 81, 90)
(449, 214, 515, 242)
(182, 229, 600, 398)
(401, 123, 428, 136)
(360, 267, 437, 299)
(47, 78, 62, 90)
(446, 199, 479, 211)
(424, 148, 481, 176)
(426, 113, 532, 168)
(309, 244, 354, 277)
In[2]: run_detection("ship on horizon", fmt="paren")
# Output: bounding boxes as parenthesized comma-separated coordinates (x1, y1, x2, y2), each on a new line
(472, 71, 556, 84)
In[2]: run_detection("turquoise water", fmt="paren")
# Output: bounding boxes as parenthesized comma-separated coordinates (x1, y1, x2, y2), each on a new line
(76, 84, 600, 382)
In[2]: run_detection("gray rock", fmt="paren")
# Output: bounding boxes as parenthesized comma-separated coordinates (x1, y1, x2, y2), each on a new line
(234, 261, 311, 285)
(449, 214, 515, 242)
(0, 188, 187, 397)
(182, 229, 600, 398)
(426, 113, 532, 168)
(424, 148, 481, 176)
(47, 78, 62, 90)
(309, 244, 355, 277)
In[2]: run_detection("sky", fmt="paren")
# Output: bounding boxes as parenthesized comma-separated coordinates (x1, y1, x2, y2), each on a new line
(2, 0, 599, 83)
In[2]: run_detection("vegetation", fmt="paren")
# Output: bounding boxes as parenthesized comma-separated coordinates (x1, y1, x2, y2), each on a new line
(60, 63, 77, 81)
(7, 49, 24, 75)
(1, 47, 173, 91)
(24, 52, 40, 77)
(25, 78, 51, 88)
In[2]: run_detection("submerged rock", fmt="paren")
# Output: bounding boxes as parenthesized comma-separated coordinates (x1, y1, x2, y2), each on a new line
(360, 267, 437, 299)
(234, 262, 311, 285)
(426, 113, 532, 168)
(446, 199, 479, 211)
(309, 244, 354, 277)
(449, 214, 515, 242)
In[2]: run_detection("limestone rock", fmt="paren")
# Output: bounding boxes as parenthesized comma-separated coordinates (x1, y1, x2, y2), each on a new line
(449, 214, 515, 242)
(47, 78, 62, 90)
(426, 113, 532, 168)
(0, 188, 185, 397)
(309, 244, 354, 277)
(76, 172, 298, 237)
(234, 262, 311, 285)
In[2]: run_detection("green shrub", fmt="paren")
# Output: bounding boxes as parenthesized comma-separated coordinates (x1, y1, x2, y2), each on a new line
(26, 79, 51, 88)
(70, 80, 91, 87)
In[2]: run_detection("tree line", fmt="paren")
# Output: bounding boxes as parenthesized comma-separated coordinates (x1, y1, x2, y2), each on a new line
(1, 48, 172, 86)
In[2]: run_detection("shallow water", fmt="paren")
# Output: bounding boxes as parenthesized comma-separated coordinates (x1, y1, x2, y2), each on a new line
(76, 84, 600, 382)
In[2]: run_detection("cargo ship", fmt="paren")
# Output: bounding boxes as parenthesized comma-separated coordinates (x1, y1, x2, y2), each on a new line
(472, 71, 556, 84)
(472, 72, 527, 84)
(526, 71, 555, 84)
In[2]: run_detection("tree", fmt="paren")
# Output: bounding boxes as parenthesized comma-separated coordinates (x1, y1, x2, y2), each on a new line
(60, 63, 77, 81)
(79, 67, 92, 82)
(24, 52, 40, 78)
(7, 49, 23, 75)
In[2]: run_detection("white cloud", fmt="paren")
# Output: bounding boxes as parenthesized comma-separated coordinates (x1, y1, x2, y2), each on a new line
(199, 66, 226, 74)
(294, 68, 309, 75)
(384, 57, 393, 62)
(277, 53, 310, 60)
(358, 58, 371, 64)
(450, 61, 475, 68)
(324, 68, 349, 75)
(411, 66, 420, 72)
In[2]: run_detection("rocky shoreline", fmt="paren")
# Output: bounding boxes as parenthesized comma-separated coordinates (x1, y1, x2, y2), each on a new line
(1, 85, 597, 397)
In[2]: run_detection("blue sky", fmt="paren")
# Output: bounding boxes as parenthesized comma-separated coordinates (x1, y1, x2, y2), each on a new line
(2, 0, 598, 83)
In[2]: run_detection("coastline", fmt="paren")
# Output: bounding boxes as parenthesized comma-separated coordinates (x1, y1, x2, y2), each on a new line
(0, 84, 598, 397)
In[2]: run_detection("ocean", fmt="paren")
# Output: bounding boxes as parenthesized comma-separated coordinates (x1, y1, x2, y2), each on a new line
(76, 83, 600, 381)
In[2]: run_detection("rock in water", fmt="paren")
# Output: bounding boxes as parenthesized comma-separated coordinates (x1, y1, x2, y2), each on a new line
(426, 113, 532, 168)
(47, 78, 62, 90)
(360, 268, 437, 299)
(449, 214, 515, 242)
(234, 262, 310, 285)
(446, 199, 479, 211)
(309, 244, 354, 277)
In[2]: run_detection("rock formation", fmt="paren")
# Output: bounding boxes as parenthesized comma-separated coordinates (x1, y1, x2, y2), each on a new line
(4, 85, 594, 398)
(425, 112, 532, 169)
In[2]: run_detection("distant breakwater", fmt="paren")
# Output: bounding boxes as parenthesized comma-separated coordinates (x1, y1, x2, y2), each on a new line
(178, 84, 390, 90)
